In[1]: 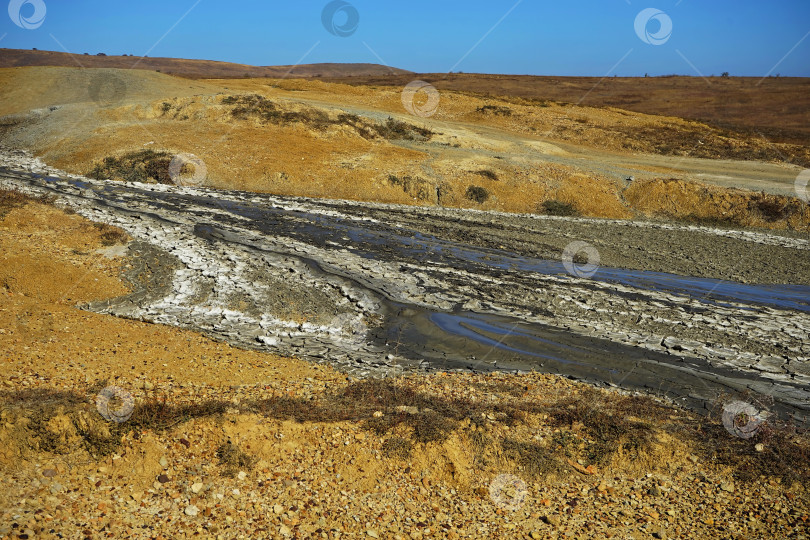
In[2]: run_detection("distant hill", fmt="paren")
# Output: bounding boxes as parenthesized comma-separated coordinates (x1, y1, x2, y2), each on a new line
(0, 48, 412, 79)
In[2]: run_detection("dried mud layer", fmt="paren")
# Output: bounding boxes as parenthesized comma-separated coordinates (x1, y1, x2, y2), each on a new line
(1, 150, 810, 539)
(1, 148, 808, 423)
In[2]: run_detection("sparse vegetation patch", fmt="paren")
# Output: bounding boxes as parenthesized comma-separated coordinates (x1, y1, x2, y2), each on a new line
(541, 199, 579, 216)
(476, 105, 512, 116)
(87, 150, 174, 184)
(221, 95, 434, 141)
(465, 185, 490, 204)
(387, 174, 434, 201)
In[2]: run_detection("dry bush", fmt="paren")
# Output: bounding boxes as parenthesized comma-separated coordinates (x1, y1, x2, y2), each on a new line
(465, 186, 489, 204)
(216, 440, 257, 477)
(87, 150, 173, 184)
(540, 199, 579, 216)
(92, 222, 129, 246)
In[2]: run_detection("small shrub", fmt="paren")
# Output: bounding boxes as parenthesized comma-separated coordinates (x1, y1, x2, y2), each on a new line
(376, 117, 434, 141)
(216, 441, 256, 477)
(388, 175, 433, 201)
(541, 199, 579, 216)
(502, 439, 563, 477)
(90, 223, 129, 246)
(411, 410, 457, 444)
(465, 186, 490, 204)
(87, 150, 174, 184)
(0, 189, 55, 217)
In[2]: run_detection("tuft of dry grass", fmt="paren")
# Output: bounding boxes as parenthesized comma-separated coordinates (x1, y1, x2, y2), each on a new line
(92, 222, 129, 246)
(216, 440, 257, 477)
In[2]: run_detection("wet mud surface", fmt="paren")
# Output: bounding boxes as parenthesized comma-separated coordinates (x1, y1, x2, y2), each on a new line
(2, 167, 809, 423)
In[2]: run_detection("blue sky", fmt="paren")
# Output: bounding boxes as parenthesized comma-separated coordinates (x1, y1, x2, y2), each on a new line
(3, 0, 809, 76)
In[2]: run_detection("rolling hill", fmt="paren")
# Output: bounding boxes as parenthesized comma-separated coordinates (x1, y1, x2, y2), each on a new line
(0, 48, 412, 79)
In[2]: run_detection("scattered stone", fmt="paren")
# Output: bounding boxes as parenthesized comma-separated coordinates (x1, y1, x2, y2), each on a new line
(184, 505, 199, 517)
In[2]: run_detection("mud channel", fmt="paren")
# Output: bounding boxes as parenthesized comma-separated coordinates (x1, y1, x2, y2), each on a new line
(1, 164, 809, 424)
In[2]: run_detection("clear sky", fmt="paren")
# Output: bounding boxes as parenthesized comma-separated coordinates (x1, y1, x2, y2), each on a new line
(2, 0, 809, 77)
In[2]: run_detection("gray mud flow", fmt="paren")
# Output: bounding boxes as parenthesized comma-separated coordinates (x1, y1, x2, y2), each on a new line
(2, 168, 809, 424)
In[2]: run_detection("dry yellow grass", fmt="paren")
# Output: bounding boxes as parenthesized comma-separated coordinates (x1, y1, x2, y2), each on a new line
(2, 67, 808, 231)
(626, 178, 810, 230)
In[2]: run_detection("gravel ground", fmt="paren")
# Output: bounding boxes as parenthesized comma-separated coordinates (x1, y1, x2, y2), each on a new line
(1, 373, 809, 540)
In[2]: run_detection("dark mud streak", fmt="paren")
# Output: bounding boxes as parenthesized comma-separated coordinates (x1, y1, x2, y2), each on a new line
(2, 169, 809, 424)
